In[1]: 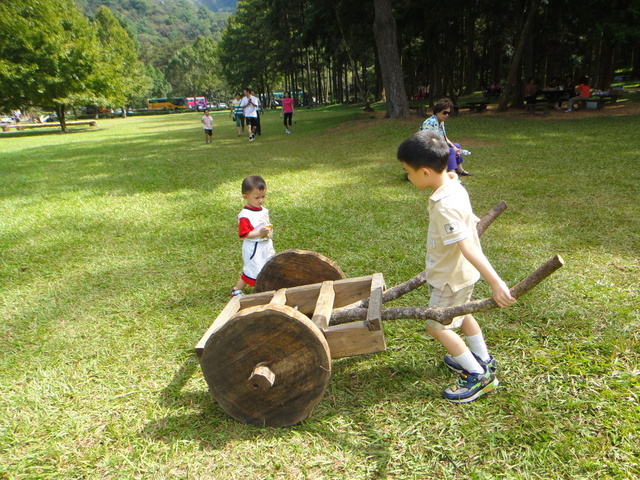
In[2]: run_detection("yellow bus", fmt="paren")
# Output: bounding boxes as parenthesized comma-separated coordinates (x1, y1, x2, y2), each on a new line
(147, 97, 189, 110)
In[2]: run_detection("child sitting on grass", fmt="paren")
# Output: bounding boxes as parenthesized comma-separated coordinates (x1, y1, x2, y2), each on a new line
(230, 175, 275, 296)
(397, 130, 516, 403)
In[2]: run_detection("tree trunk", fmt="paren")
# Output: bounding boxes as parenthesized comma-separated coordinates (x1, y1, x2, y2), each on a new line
(373, 0, 409, 118)
(56, 105, 68, 133)
(598, 39, 615, 90)
(498, 0, 543, 112)
(463, 3, 476, 95)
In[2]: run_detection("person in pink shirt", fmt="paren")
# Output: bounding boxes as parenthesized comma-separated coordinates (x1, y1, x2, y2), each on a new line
(281, 91, 295, 134)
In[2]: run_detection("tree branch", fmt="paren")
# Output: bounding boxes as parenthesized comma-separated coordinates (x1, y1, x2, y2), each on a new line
(330, 255, 565, 326)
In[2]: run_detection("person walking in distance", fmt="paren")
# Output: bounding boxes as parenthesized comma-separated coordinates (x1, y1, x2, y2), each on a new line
(230, 93, 245, 137)
(281, 91, 295, 134)
(241, 88, 259, 142)
(201, 108, 213, 144)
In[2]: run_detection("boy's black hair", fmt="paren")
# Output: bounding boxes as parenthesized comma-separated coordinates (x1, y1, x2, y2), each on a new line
(397, 130, 449, 172)
(242, 175, 267, 193)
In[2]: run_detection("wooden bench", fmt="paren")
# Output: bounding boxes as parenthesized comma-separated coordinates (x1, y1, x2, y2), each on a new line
(409, 105, 427, 116)
(460, 101, 489, 113)
(1, 120, 98, 132)
(526, 101, 552, 115)
(575, 98, 604, 110)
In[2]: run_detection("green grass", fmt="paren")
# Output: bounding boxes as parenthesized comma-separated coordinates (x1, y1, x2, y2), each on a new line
(1, 105, 639, 479)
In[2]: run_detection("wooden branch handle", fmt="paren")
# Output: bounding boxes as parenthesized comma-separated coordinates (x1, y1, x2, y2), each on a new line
(330, 255, 565, 326)
(356, 201, 507, 309)
(476, 200, 507, 236)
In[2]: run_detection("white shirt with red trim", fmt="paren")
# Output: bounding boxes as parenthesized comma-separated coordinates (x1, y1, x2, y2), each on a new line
(237, 205, 274, 286)
(238, 205, 271, 241)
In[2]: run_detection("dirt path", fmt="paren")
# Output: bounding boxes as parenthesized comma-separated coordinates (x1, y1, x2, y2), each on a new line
(479, 99, 640, 120)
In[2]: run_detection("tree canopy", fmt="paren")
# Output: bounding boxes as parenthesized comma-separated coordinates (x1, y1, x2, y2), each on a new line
(0, 0, 104, 129)
(0, 0, 157, 129)
(218, 0, 640, 110)
(166, 36, 227, 103)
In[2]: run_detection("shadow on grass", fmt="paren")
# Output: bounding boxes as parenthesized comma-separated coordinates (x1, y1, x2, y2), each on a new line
(142, 346, 459, 477)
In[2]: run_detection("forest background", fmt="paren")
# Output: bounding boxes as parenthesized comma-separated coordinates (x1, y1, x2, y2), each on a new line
(0, 0, 640, 119)
(1, 0, 640, 124)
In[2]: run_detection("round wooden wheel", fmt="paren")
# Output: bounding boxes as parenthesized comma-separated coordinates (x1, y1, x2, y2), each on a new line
(254, 249, 346, 293)
(200, 304, 332, 427)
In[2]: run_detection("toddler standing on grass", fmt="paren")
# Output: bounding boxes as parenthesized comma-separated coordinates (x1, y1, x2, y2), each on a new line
(397, 130, 516, 403)
(230, 175, 275, 296)
(201, 109, 213, 144)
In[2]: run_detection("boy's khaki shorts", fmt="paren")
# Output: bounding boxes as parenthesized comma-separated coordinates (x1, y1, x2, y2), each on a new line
(426, 284, 474, 330)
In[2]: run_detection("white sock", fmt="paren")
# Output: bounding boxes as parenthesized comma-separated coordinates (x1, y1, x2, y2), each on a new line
(453, 349, 484, 374)
(466, 332, 491, 363)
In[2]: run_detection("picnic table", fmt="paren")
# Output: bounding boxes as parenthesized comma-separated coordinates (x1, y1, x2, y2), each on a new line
(592, 87, 623, 104)
(482, 85, 502, 98)
(538, 89, 574, 108)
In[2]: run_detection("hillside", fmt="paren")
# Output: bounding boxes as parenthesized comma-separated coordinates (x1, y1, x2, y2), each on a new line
(76, 0, 235, 66)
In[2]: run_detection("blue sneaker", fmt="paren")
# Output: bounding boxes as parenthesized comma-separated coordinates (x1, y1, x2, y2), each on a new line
(443, 367, 498, 403)
(443, 353, 498, 374)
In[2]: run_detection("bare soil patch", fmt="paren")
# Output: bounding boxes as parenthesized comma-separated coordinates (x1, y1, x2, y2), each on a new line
(477, 100, 640, 120)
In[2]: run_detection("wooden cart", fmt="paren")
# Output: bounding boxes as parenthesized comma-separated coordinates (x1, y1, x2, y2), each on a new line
(195, 268, 386, 428)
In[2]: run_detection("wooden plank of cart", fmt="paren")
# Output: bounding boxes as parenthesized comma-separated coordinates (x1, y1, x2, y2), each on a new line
(195, 255, 386, 428)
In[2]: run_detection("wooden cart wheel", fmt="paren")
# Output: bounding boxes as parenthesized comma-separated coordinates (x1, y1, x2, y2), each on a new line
(254, 249, 346, 293)
(200, 304, 332, 427)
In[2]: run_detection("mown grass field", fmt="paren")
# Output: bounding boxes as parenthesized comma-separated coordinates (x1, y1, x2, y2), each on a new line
(1, 104, 638, 479)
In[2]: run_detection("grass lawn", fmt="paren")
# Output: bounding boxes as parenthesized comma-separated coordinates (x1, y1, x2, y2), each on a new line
(1, 103, 639, 479)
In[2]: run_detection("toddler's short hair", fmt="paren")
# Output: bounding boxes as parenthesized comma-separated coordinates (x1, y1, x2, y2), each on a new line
(397, 130, 449, 172)
(241, 175, 267, 193)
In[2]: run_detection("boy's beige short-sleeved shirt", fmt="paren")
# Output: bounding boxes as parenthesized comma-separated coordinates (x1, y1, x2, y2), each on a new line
(426, 179, 481, 292)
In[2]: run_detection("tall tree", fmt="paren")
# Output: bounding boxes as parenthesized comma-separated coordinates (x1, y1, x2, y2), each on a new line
(373, 0, 408, 117)
(166, 36, 226, 103)
(580, 0, 640, 90)
(497, 0, 543, 112)
(93, 6, 151, 116)
(219, 1, 275, 90)
(0, 0, 103, 131)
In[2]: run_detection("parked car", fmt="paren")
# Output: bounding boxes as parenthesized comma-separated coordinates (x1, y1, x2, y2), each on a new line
(218, 103, 227, 109)
(0, 115, 14, 124)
